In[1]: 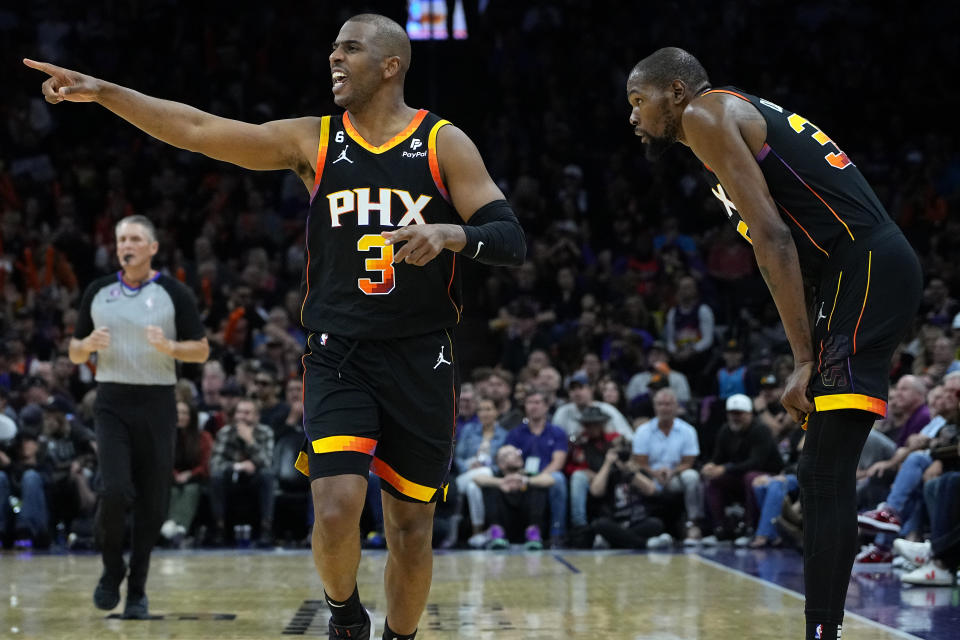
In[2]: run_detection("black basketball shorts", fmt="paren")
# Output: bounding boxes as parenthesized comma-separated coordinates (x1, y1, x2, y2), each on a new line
(294, 327, 459, 503)
(809, 221, 922, 417)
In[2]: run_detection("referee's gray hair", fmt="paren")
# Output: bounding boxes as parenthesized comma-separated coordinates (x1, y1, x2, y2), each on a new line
(115, 215, 158, 243)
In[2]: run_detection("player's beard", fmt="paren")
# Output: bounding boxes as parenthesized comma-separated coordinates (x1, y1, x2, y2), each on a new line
(644, 104, 680, 161)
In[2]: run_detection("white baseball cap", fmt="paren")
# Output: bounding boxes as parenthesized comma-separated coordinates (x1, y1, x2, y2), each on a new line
(725, 394, 753, 413)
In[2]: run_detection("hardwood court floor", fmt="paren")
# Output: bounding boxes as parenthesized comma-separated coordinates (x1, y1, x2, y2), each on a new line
(0, 548, 934, 639)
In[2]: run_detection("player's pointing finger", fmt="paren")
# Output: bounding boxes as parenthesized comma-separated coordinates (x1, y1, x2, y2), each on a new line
(23, 58, 57, 75)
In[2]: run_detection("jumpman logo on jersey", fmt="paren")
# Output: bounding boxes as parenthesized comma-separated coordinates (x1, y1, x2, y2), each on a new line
(434, 345, 451, 369)
(816, 301, 827, 326)
(332, 145, 354, 164)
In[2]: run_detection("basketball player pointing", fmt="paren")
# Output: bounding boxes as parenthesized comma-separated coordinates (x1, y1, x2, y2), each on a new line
(627, 48, 921, 640)
(27, 14, 524, 640)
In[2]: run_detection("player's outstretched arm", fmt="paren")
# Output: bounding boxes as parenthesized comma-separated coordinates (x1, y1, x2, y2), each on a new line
(23, 58, 317, 178)
(683, 100, 814, 422)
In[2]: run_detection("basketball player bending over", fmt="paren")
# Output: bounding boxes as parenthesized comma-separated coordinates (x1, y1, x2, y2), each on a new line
(626, 48, 921, 640)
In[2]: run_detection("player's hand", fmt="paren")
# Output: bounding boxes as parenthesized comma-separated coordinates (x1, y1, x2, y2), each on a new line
(781, 361, 815, 424)
(382, 224, 461, 267)
(23, 58, 103, 104)
(84, 327, 111, 352)
(146, 325, 173, 355)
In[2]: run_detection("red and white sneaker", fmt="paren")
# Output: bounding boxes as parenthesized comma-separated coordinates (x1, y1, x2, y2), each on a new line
(893, 538, 932, 566)
(901, 562, 956, 586)
(857, 505, 902, 534)
(853, 544, 893, 570)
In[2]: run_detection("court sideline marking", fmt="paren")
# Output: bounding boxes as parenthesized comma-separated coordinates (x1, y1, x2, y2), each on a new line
(693, 554, 924, 640)
(552, 554, 581, 573)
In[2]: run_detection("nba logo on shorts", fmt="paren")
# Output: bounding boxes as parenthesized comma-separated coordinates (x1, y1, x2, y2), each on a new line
(320, 332, 329, 346)
(815, 623, 823, 639)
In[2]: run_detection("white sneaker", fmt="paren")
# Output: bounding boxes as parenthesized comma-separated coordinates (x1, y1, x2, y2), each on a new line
(892, 555, 920, 572)
(901, 562, 955, 586)
(893, 538, 932, 565)
(593, 534, 610, 549)
(467, 532, 489, 549)
(734, 536, 751, 548)
(160, 519, 178, 540)
(646, 533, 673, 550)
(700, 535, 719, 547)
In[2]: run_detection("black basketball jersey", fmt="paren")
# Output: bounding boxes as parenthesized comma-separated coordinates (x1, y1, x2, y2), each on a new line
(701, 87, 890, 280)
(300, 109, 463, 340)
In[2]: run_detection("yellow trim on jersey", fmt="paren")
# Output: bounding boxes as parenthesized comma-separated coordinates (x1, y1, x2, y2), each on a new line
(827, 271, 842, 331)
(343, 109, 427, 154)
(428, 119, 452, 201)
(312, 116, 332, 192)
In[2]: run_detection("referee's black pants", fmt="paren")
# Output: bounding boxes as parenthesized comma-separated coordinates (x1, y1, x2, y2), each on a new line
(93, 383, 176, 595)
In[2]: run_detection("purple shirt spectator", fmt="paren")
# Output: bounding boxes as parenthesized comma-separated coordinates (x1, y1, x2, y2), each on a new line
(504, 421, 568, 473)
(896, 404, 931, 448)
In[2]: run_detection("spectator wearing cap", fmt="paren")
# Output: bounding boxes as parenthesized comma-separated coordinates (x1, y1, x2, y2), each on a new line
(716, 338, 754, 401)
(552, 373, 633, 440)
(564, 405, 620, 540)
(503, 391, 569, 545)
(753, 374, 795, 439)
(631, 388, 704, 543)
(700, 394, 783, 543)
(453, 397, 508, 548)
(625, 341, 691, 411)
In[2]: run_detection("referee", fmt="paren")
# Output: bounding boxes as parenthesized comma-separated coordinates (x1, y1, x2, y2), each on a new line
(69, 215, 208, 619)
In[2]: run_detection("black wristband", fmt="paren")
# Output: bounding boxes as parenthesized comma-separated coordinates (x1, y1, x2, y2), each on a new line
(461, 199, 526, 267)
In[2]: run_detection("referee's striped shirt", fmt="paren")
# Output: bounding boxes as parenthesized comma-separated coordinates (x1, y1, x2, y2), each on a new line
(75, 272, 205, 385)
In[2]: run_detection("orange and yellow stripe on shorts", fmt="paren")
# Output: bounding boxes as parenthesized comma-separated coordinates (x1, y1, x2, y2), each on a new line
(370, 457, 439, 503)
(294, 435, 379, 478)
(814, 393, 887, 417)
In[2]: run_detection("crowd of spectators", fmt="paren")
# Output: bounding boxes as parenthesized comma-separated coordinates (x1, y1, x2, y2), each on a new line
(1, 0, 959, 585)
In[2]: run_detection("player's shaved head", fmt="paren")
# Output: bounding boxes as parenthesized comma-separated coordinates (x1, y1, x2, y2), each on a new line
(347, 13, 411, 74)
(630, 47, 709, 93)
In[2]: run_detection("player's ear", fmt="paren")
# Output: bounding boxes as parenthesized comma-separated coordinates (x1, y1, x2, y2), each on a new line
(671, 79, 686, 103)
(383, 55, 401, 80)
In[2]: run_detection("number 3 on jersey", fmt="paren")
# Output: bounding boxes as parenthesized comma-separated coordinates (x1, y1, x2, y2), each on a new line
(357, 234, 395, 295)
(787, 113, 852, 170)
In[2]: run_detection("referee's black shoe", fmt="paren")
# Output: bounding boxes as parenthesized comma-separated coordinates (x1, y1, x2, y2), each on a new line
(122, 591, 150, 619)
(93, 570, 125, 610)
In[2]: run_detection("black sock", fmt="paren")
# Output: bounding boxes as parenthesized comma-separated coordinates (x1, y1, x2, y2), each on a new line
(806, 621, 842, 640)
(382, 619, 417, 640)
(325, 586, 364, 626)
(800, 409, 873, 640)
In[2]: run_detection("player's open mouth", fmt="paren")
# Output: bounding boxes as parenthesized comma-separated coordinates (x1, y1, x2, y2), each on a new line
(332, 70, 348, 88)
